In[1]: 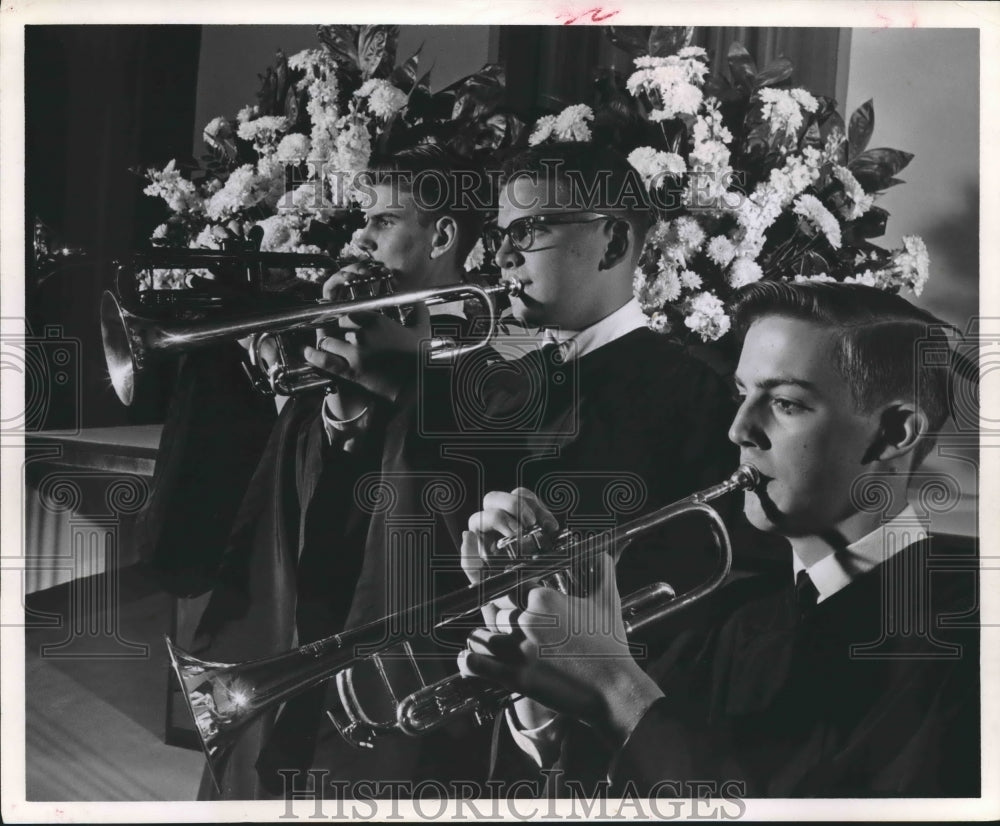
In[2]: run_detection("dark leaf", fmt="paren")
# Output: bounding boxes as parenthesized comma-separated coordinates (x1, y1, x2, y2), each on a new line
(447, 64, 506, 122)
(647, 26, 693, 58)
(799, 249, 832, 275)
(389, 45, 423, 94)
(846, 205, 890, 240)
(357, 25, 399, 80)
(317, 25, 358, 66)
(604, 26, 653, 58)
(755, 57, 794, 88)
(848, 99, 875, 161)
(882, 177, 906, 189)
(848, 148, 914, 192)
(727, 42, 758, 93)
(800, 120, 822, 151)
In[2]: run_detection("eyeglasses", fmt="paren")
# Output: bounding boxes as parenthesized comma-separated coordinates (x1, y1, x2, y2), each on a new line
(483, 212, 616, 256)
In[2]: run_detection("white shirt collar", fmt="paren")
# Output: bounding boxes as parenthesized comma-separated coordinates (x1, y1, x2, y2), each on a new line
(540, 298, 648, 361)
(792, 505, 928, 603)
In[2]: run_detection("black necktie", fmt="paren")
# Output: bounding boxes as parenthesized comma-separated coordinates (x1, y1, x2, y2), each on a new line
(796, 569, 819, 614)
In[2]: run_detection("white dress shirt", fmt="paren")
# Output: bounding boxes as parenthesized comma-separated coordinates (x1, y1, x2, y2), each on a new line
(792, 505, 928, 603)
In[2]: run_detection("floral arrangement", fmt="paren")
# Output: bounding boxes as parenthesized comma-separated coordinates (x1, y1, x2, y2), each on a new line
(532, 28, 930, 342)
(140, 25, 521, 290)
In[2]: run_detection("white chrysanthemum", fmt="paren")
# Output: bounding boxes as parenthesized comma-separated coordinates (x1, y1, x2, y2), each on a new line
(339, 227, 368, 260)
(554, 104, 594, 142)
(356, 79, 408, 121)
(528, 115, 558, 147)
(844, 271, 879, 288)
(236, 105, 259, 123)
(679, 269, 702, 290)
(202, 116, 233, 152)
(793, 194, 842, 249)
(627, 146, 686, 189)
(151, 223, 168, 239)
(893, 235, 931, 296)
(758, 88, 816, 137)
(192, 224, 228, 250)
(706, 235, 737, 267)
(275, 133, 311, 164)
(684, 292, 731, 342)
(237, 115, 289, 148)
(328, 122, 372, 205)
(793, 273, 838, 284)
(654, 265, 683, 303)
(464, 238, 486, 272)
(677, 46, 708, 60)
(650, 82, 702, 120)
(144, 159, 203, 214)
(831, 166, 875, 221)
(672, 216, 706, 252)
(728, 257, 764, 288)
(648, 311, 672, 334)
(205, 165, 266, 220)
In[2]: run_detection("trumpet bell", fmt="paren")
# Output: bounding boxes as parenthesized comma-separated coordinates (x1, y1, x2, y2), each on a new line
(101, 290, 140, 406)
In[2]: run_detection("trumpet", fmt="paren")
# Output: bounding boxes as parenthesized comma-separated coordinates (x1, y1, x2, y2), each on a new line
(166, 465, 759, 789)
(100, 250, 522, 405)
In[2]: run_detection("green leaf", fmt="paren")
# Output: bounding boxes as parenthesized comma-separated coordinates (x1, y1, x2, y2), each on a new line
(755, 57, 793, 89)
(848, 99, 875, 161)
(647, 26, 693, 58)
(847, 205, 890, 240)
(848, 148, 914, 192)
(604, 26, 653, 58)
(357, 25, 399, 80)
(317, 25, 359, 66)
(390, 45, 423, 93)
(727, 42, 758, 93)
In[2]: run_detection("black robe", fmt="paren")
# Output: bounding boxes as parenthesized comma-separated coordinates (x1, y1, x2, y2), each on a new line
(301, 327, 743, 795)
(527, 534, 980, 799)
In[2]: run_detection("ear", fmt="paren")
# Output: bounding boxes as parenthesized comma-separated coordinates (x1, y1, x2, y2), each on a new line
(867, 402, 929, 464)
(598, 220, 631, 271)
(429, 216, 458, 260)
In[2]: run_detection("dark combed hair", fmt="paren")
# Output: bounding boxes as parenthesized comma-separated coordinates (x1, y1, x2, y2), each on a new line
(498, 142, 655, 245)
(365, 143, 493, 260)
(731, 281, 954, 467)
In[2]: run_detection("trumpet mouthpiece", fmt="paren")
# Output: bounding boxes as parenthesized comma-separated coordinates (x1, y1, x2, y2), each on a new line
(734, 464, 761, 492)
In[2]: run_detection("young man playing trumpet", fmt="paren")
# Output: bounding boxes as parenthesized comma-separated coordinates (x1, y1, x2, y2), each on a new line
(189, 143, 496, 799)
(285, 141, 741, 798)
(459, 281, 980, 797)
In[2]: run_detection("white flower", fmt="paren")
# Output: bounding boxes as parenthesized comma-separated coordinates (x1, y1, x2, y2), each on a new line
(793, 273, 838, 284)
(728, 257, 764, 288)
(356, 79, 408, 121)
(648, 311, 672, 334)
(893, 235, 931, 296)
(236, 104, 259, 123)
(329, 121, 372, 205)
(757, 88, 816, 138)
(202, 116, 234, 152)
(554, 104, 594, 142)
(672, 216, 706, 253)
(844, 271, 879, 288)
(677, 46, 708, 59)
(464, 238, 485, 272)
(679, 269, 702, 290)
(237, 115, 289, 148)
(832, 166, 875, 221)
(684, 292, 731, 341)
(192, 224, 228, 250)
(144, 159, 202, 214)
(706, 235, 737, 267)
(627, 147, 686, 189)
(339, 227, 368, 260)
(528, 115, 558, 146)
(793, 194, 842, 249)
(654, 265, 683, 303)
(275, 133, 311, 164)
(627, 52, 708, 121)
(205, 165, 266, 220)
(151, 223, 168, 239)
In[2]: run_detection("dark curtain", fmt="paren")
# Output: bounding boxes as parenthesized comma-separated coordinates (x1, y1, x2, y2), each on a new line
(500, 26, 843, 119)
(25, 25, 202, 429)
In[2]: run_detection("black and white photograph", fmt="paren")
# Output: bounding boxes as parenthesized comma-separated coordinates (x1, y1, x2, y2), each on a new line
(2, 1, 996, 821)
